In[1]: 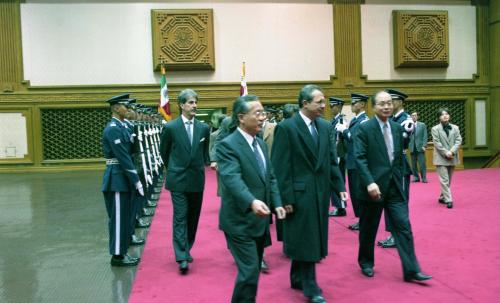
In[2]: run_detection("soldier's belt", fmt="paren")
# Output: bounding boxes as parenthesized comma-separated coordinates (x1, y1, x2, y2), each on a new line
(106, 158, 119, 165)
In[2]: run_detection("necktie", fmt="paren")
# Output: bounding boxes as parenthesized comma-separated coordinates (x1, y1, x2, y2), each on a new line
(383, 123, 393, 163)
(310, 121, 319, 146)
(252, 138, 266, 177)
(186, 121, 192, 145)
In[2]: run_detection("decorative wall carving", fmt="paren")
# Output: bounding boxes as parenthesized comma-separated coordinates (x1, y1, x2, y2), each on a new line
(393, 10, 449, 68)
(151, 9, 215, 71)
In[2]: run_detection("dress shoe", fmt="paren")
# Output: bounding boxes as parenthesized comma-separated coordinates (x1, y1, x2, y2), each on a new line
(329, 208, 346, 217)
(260, 259, 269, 273)
(422, 179, 428, 183)
(135, 218, 150, 228)
(348, 222, 359, 230)
(110, 254, 139, 267)
(361, 267, 374, 277)
(141, 208, 154, 217)
(146, 200, 157, 208)
(291, 282, 302, 290)
(179, 260, 189, 274)
(404, 272, 432, 282)
(380, 235, 396, 248)
(309, 295, 327, 303)
(130, 235, 145, 246)
(438, 197, 446, 204)
(412, 178, 420, 182)
(447, 202, 453, 209)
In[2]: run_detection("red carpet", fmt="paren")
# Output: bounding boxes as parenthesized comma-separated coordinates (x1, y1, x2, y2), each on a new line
(129, 168, 500, 303)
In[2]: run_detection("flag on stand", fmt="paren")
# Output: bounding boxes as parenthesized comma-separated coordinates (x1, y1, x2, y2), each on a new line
(158, 64, 171, 121)
(240, 61, 248, 96)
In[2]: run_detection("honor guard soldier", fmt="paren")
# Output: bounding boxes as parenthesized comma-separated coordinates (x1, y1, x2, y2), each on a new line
(335, 93, 369, 230)
(377, 89, 414, 248)
(101, 94, 145, 266)
(329, 97, 348, 217)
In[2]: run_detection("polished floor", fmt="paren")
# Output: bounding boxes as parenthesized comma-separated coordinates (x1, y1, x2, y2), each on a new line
(0, 170, 147, 303)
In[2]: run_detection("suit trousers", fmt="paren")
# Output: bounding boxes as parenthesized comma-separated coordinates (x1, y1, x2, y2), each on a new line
(411, 152, 427, 181)
(170, 191, 203, 262)
(358, 181, 421, 277)
(290, 260, 322, 298)
(384, 173, 410, 233)
(226, 233, 266, 303)
(331, 158, 346, 209)
(103, 191, 133, 256)
(347, 169, 360, 217)
(436, 165, 454, 202)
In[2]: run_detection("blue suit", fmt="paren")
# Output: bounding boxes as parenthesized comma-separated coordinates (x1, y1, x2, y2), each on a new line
(101, 117, 140, 256)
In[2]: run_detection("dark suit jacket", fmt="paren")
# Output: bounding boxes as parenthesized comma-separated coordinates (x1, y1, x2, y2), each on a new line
(272, 114, 345, 261)
(159, 117, 210, 192)
(354, 117, 406, 202)
(217, 130, 282, 238)
(343, 112, 368, 170)
(409, 121, 428, 153)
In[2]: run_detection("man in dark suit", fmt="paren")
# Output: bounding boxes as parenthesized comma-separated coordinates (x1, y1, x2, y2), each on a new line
(409, 112, 428, 183)
(328, 97, 348, 217)
(355, 90, 431, 283)
(101, 94, 144, 266)
(159, 89, 210, 274)
(272, 84, 347, 303)
(335, 93, 369, 230)
(217, 94, 286, 303)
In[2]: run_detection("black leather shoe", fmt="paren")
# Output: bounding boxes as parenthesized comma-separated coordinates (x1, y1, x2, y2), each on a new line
(135, 218, 150, 228)
(404, 272, 432, 282)
(348, 222, 359, 230)
(361, 267, 374, 277)
(309, 295, 327, 303)
(110, 254, 139, 267)
(141, 208, 154, 217)
(260, 259, 269, 273)
(130, 235, 145, 246)
(329, 208, 346, 217)
(146, 200, 157, 208)
(422, 179, 428, 183)
(438, 197, 446, 204)
(179, 260, 189, 274)
(380, 235, 396, 248)
(447, 202, 453, 209)
(291, 282, 302, 290)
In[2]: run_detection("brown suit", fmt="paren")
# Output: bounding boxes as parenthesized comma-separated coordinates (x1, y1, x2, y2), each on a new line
(262, 122, 276, 156)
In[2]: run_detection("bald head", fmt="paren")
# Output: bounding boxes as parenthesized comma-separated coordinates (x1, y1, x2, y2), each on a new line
(372, 91, 394, 121)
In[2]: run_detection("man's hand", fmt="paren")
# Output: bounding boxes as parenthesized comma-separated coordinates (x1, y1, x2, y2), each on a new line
(210, 162, 218, 171)
(284, 204, 294, 214)
(367, 183, 381, 201)
(421, 146, 426, 152)
(445, 151, 453, 159)
(251, 200, 271, 217)
(275, 207, 286, 219)
(135, 181, 145, 196)
(340, 191, 348, 201)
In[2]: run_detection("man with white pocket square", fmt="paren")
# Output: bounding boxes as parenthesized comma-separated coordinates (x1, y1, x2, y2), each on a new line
(159, 89, 210, 274)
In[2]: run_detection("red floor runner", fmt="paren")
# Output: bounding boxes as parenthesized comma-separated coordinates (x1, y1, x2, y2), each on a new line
(130, 168, 500, 303)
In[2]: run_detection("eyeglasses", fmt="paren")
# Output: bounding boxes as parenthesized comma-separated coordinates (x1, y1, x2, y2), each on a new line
(245, 111, 267, 118)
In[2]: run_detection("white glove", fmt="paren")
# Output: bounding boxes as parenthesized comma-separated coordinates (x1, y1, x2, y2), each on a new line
(335, 122, 347, 132)
(146, 174, 153, 186)
(401, 118, 415, 133)
(135, 181, 144, 196)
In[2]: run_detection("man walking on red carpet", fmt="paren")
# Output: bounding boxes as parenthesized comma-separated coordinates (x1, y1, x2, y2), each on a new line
(217, 95, 286, 303)
(272, 84, 347, 303)
(355, 90, 432, 282)
(159, 89, 210, 274)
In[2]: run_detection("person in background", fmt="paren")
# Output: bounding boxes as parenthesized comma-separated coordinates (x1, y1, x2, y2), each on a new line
(409, 112, 428, 183)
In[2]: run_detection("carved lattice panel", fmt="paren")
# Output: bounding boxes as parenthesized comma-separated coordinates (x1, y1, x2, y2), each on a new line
(405, 100, 465, 145)
(393, 10, 449, 68)
(41, 108, 110, 160)
(152, 9, 215, 71)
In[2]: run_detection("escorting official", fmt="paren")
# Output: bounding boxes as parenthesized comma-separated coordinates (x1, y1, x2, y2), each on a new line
(377, 89, 414, 248)
(409, 112, 428, 183)
(328, 97, 347, 217)
(272, 84, 347, 303)
(101, 94, 145, 266)
(335, 93, 369, 230)
(355, 91, 431, 282)
(159, 89, 210, 274)
(217, 95, 286, 303)
(432, 108, 462, 209)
